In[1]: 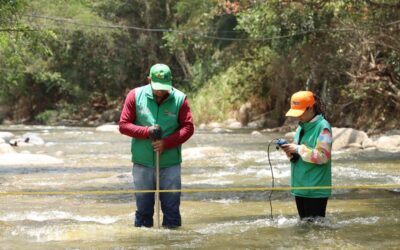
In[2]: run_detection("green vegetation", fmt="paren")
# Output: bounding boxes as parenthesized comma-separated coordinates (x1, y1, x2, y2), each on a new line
(0, 0, 399, 131)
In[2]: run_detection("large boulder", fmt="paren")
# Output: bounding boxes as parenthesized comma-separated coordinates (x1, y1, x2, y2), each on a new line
(284, 128, 370, 150)
(9, 133, 45, 147)
(207, 122, 223, 129)
(268, 126, 399, 152)
(332, 127, 369, 150)
(375, 135, 400, 150)
(226, 120, 242, 129)
(0, 132, 14, 142)
(22, 133, 45, 145)
(0, 143, 16, 154)
(238, 102, 252, 126)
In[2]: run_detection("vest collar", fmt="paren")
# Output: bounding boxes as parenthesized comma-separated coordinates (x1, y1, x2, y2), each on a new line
(299, 114, 323, 131)
(143, 84, 174, 103)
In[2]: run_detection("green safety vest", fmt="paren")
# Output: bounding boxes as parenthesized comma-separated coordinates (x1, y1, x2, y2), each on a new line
(291, 115, 332, 198)
(131, 84, 186, 168)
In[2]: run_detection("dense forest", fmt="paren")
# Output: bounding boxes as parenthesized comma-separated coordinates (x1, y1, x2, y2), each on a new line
(0, 0, 399, 133)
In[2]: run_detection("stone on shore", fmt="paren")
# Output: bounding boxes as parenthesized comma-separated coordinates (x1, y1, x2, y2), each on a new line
(375, 135, 400, 150)
(0, 132, 14, 142)
(0, 143, 16, 154)
(332, 127, 369, 150)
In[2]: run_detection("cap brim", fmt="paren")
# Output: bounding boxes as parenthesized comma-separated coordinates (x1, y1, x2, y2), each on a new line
(285, 108, 306, 117)
(151, 81, 172, 91)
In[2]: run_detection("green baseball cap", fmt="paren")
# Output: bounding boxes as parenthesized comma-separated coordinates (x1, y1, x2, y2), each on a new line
(150, 64, 172, 91)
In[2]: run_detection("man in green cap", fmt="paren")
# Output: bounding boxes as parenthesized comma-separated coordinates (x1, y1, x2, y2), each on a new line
(119, 63, 194, 228)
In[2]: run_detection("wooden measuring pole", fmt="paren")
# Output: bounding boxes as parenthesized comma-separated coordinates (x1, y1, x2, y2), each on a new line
(155, 151, 160, 228)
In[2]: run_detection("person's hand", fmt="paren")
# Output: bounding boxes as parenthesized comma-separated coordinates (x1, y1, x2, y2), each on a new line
(152, 140, 165, 153)
(281, 143, 298, 155)
(284, 150, 292, 159)
(148, 125, 161, 140)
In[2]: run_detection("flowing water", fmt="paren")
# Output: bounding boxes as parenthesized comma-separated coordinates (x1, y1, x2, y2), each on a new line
(0, 125, 399, 249)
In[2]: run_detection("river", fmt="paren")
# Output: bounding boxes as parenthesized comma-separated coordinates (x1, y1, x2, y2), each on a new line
(0, 125, 399, 249)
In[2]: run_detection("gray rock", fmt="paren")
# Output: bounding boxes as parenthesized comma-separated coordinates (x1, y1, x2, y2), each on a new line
(22, 133, 45, 145)
(347, 143, 363, 149)
(251, 131, 262, 136)
(199, 123, 207, 129)
(238, 102, 252, 126)
(284, 132, 296, 140)
(248, 121, 263, 129)
(362, 138, 376, 149)
(208, 122, 223, 129)
(0, 143, 16, 154)
(375, 135, 400, 150)
(227, 121, 242, 129)
(212, 127, 223, 133)
(332, 127, 369, 150)
(0, 132, 14, 142)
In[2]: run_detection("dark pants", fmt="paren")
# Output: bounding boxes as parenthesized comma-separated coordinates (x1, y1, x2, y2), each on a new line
(133, 164, 182, 228)
(295, 196, 328, 221)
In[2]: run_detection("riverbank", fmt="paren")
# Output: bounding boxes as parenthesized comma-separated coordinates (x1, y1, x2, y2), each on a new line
(196, 120, 400, 152)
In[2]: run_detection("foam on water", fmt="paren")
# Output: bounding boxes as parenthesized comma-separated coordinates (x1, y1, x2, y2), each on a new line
(194, 170, 234, 178)
(31, 181, 65, 186)
(236, 150, 288, 162)
(63, 131, 93, 135)
(187, 164, 290, 180)
(194, 214, 383, 236)
(334, 166, 400, 183)
(185, 179, 234, 185)
(0, 211, 118, 224)
(195, 215, 299, 235)
(204, 198, 241, 204)
(336, 216, 380, 226)
(74, 141, 106, 145)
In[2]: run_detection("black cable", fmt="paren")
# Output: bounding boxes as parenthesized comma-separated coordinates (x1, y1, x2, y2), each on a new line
(267, 139, 278, 220)
(22, 13, 380, 41)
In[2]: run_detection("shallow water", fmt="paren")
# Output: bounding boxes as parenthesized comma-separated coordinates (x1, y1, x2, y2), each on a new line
(0, 125, 399, 249)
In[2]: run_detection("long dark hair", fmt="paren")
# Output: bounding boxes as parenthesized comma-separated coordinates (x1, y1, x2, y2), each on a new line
(313, 94, 326, 116)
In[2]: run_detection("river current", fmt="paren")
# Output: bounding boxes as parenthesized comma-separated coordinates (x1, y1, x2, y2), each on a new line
(0, 125, 399, 249)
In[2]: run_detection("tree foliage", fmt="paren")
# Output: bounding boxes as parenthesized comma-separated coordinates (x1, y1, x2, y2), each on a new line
(0, 0, 399, 131)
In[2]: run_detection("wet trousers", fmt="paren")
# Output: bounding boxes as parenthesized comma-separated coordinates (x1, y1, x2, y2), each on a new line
(295, 196, 328, 220)
(133, 164, 181, 228)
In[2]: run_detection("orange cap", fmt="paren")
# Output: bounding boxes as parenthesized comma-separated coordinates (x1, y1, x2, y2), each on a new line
(285, 91, 315, 117)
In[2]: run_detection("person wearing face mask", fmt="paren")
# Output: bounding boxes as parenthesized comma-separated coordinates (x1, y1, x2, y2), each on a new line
(119, 63, 194, 229)
(281, 90, 332, 221)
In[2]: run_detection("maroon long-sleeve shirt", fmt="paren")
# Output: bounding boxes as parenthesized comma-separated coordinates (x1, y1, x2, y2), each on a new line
(119, 88, 194, 149)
